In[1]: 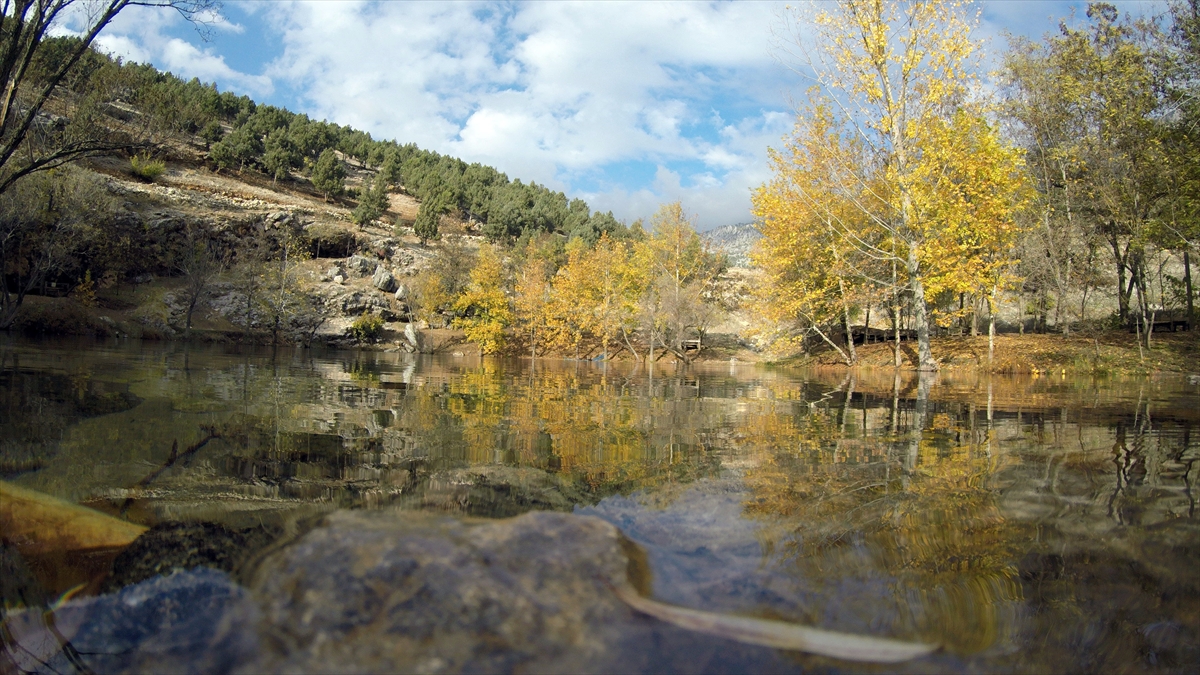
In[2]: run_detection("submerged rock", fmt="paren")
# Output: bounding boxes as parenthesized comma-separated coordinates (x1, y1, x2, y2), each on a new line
(418, 464, 588, 517)
(249, 510, 644, 673)
(102, 521, 280, 594)
(2, 568, 259, 675)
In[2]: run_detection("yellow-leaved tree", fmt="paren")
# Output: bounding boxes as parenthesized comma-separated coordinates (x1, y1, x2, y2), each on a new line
(768, 0, 1028, 370)
(514, 246, 553, 359)
(639, 202, 723, 363)
(910, 111, 1031, 363)
(752, 102, 884, 365)
(453, 243, 512, 354)
(545, 235, 646, 360)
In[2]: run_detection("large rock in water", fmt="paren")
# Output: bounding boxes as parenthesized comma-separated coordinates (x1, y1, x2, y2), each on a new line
(2, 568, 259, 675)
(249, 511, 642, 673)
(244, 510, 788, 674)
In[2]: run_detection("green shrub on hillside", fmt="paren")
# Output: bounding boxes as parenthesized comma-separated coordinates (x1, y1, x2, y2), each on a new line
(130, 154, 165, 181)
(350, 311, 384, 342)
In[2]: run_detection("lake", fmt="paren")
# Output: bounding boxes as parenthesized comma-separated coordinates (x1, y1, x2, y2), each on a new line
(2, 335, 1198, 673)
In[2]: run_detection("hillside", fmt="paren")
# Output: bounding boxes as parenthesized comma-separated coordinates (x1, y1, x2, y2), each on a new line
(703, 223, 759, 268)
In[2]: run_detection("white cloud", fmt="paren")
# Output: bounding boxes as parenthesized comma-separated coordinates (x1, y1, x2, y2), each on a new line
(257, 0, 789, 227)
(89, 3, 272, 98)
(67, 1, 1171, 229)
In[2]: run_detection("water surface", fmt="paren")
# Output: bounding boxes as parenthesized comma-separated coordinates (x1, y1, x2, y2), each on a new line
(2, 336, 1198, 673)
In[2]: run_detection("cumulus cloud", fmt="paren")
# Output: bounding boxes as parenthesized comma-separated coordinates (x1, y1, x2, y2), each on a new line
(86, 1, 1158, 230)
(255, 0, 789, 228)
(89, 3, 272, 98)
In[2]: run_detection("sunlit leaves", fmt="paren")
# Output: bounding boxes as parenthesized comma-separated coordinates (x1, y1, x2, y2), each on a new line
(452, 243, 512, 355)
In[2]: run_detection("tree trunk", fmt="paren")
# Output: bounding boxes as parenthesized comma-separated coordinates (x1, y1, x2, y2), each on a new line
(906, 245, 937, 371)
(839, 276, 857, 365)
(1185, 249, 1194, 330)
(987, 286, 997, 369)
(1116, 258, 1131, 322)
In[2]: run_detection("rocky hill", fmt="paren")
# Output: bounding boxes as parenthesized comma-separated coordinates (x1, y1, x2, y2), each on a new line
(702, 223, 759, 268)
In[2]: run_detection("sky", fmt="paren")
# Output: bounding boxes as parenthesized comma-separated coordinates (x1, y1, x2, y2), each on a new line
(70, 0, 1168, 230)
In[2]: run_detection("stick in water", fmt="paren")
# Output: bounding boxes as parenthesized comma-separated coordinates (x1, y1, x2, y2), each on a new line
(611, 582, 938, 663)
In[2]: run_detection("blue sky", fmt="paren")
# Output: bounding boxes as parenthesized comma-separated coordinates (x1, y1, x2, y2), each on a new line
(80, 1, 1166, 229)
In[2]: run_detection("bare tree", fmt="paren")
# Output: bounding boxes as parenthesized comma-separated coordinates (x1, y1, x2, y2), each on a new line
(0, 0, 217, 195)
(174, 223, 225, 337)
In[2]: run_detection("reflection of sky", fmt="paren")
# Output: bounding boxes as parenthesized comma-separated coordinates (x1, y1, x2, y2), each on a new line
(72, 1, 1166, 229)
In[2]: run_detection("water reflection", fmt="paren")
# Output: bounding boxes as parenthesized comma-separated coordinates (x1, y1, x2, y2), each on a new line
(2, 336, 1198, 672)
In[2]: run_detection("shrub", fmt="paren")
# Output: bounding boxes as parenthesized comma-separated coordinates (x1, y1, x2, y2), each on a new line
(12, 299, 104, 336)
(130, 153, 166, 182)
(349, 311, 384, 342)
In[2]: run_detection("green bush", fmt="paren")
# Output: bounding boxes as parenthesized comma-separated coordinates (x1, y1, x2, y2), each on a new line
(130, 153, 166, 181)
(349, 311, 384, 342)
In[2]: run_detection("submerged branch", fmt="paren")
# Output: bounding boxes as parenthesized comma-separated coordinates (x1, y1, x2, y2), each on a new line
(611, 581, 938, 663)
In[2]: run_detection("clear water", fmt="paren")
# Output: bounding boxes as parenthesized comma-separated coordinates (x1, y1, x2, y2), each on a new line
(2, 335, 1198, 673)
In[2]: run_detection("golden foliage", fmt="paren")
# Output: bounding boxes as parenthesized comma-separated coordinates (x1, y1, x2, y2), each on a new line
(452, 243, 512, 354)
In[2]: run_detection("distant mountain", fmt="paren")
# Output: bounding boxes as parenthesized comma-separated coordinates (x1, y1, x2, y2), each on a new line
(703, 222, 760, 268)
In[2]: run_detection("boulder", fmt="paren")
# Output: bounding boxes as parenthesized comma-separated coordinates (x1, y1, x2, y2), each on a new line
(249, 511, 650, 673)
(345, 254, 377, 277)
(2, 568, 259, 675)
(372, 267, 398, 293)
(334, 290, 391, 317)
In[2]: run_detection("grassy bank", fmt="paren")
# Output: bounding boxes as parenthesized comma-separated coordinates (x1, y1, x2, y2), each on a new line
(790, 331, 1200, 376)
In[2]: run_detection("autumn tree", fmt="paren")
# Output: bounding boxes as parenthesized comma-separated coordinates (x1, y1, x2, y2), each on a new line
(772, 0, 1027, 369)
(1161, 0, 1200, 323)
(639, 202, 722, 363)
(542, 236, 644, 359)
(410, 237, 474, 328)
(752, 103, 882, 365)
(514, 241, 554, 359)
(453, 242, 512, 354)
(1003, 3, 1177, 341)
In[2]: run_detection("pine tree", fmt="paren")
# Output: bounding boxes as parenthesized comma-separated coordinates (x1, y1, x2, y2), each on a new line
(352, 174, 389, 228)
(311, 148, 345, 202)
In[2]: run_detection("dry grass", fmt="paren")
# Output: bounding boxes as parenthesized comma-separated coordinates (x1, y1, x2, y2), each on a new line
(789, 330, 1200, 375)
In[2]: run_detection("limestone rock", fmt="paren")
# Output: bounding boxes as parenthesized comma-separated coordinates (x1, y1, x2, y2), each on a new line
(345, 254, 377, 277)
(372, 266, 398, 293)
